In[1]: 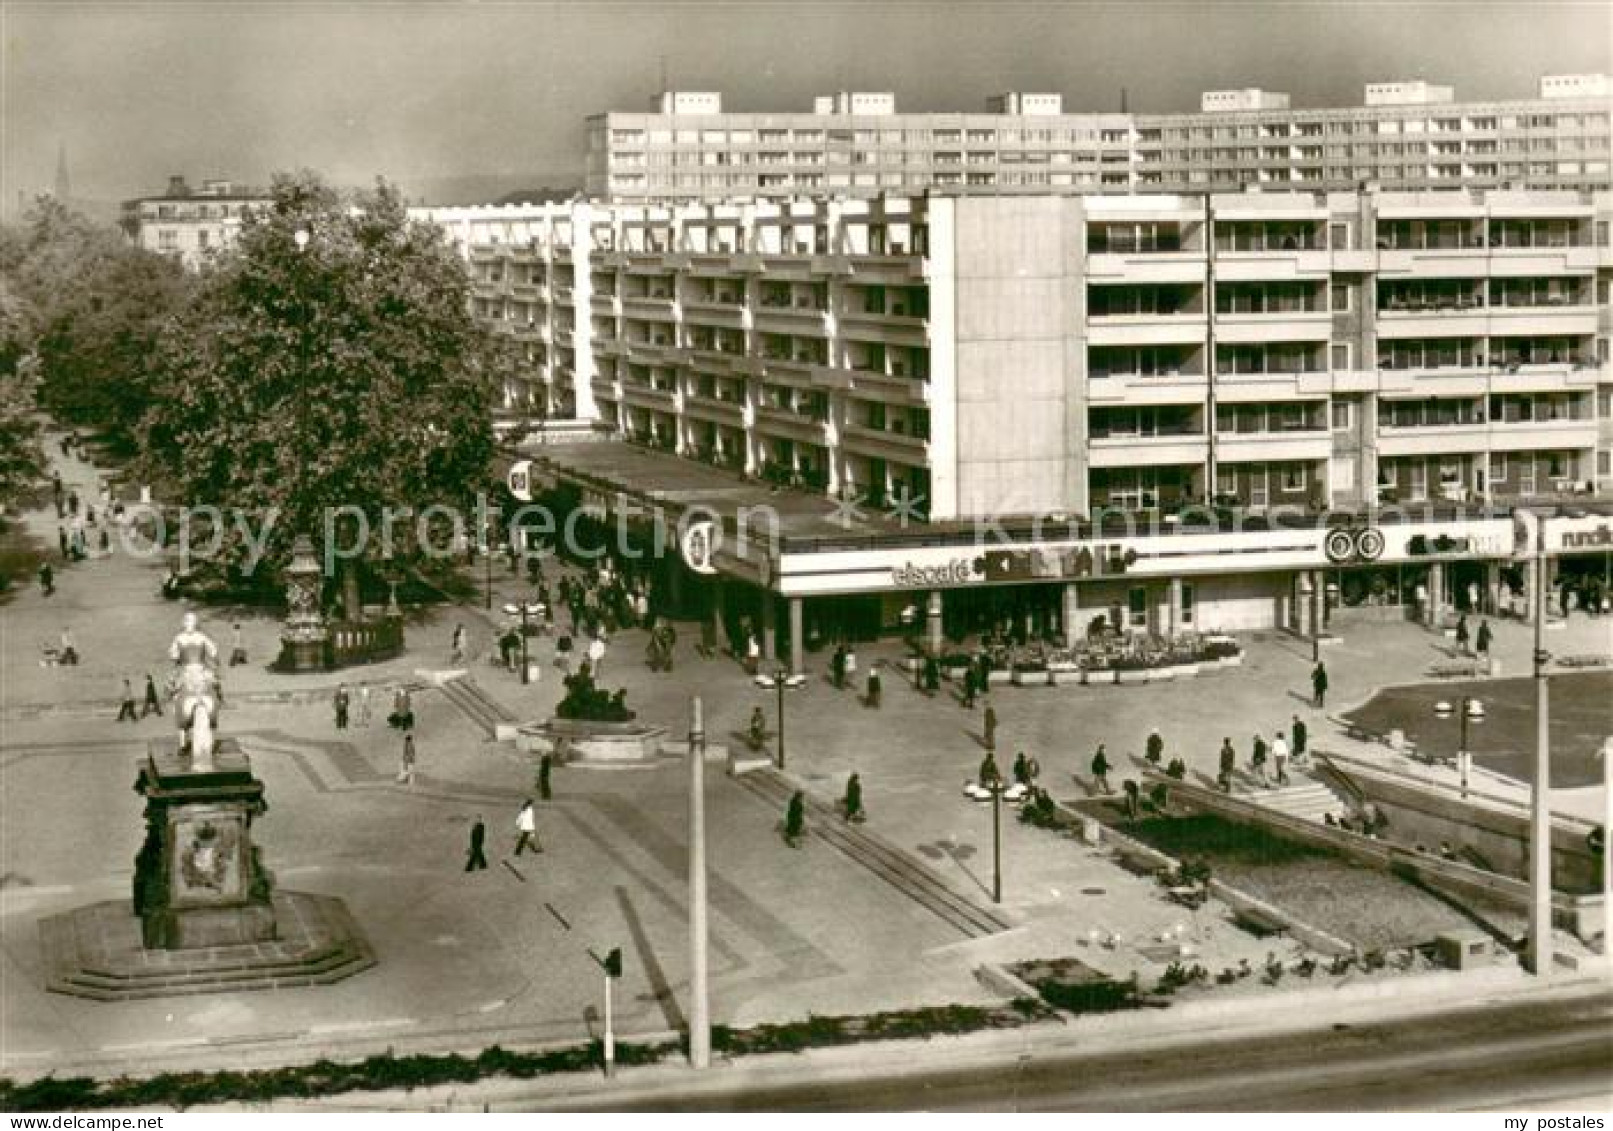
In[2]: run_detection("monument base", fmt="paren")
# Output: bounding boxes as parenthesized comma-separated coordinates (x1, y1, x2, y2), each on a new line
(40, 891, 374, 1001)
(517, 718, 669, 764)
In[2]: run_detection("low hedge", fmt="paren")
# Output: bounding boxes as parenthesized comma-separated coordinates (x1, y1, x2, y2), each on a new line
(0, 1000, 1052, 1111)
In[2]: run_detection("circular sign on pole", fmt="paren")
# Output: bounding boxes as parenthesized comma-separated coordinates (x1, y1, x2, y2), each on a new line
(1324, 528, 1355, 564)
(506, 460, 533, 503)
(680, 519, 718, 575)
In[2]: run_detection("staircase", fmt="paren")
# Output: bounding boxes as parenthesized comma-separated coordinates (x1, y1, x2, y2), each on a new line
(1245, 778, 1347, 823)
(734, 768, 1012, 941)
(439, 676, 517, 739)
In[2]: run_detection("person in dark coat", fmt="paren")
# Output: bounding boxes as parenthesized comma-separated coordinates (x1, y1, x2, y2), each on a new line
(58, 526, 69, 558)
(983, 701, 999, 749)
(923, 655, 940, 695)
(537, 753, 553, 801)
(1311, 662, 1329, 708)
(333, 684, 351, 729)
(830, 644, 847, 689)
(784, 791, 806, 846)
(865, 666, 882, 708)
(37, 562, 54, 597)
(464, 816, 489, 871)
(1090, 744, 1113, 794)
(142, 673, 163, 717)
(1454, 614, 1470, 655)
(1218, 737, 1237, 792)
(1291, 715, 1308, 761)
(1122, 778, 1141, 820)
(1012, 750, 1032, 786)
(979, 751, 1002, 788)
(1475, 619, 1493, 659)
(1145, 729, 1165, 765)
(843, 773, 864, 822)
(1251, 734, 1269, 783)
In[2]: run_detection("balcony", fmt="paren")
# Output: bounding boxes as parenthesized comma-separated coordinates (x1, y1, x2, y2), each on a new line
(1375, 307, 1490, 339)
(1087, 433, 1208, 468)
(1212, 311, 1330, 344)
(621, 295, 677, 321)
(1213, 430, 1331, 464)
(837, 421, 929, 461)
(1212, 249, 1330, 281)
(1085, 313, 1206, 347)
(681, 391, 747, 423)
(1484, 301, 1598, 337)
(754, 403, 830, 442)
(1485, 417, 1599, 453)
(1087, 372, 1207, 406)
(1086, 251, 1204, 285)
(753, 305, 830, 336)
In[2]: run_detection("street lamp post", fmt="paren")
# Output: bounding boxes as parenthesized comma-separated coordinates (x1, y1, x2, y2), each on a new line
(988, 778, 1005, 905)
(1433, 696, 1483, 799)
(1528, 516, 1553, 977)
(520, 601, 531, 685)
(774, 664, 788, 770)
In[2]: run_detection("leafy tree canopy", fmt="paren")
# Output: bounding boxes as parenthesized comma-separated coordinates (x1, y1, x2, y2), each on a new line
(142, 172, 501, 584)
(1, 196, 193, 451)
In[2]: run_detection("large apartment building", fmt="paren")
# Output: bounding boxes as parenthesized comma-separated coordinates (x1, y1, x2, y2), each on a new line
(418, 186, 1613, 643)
(585, 76, 1612, 201)
(422, 187, 1613, 519)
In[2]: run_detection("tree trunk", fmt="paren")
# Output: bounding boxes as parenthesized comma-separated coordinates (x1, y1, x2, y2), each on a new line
(342, 561, 362, 622)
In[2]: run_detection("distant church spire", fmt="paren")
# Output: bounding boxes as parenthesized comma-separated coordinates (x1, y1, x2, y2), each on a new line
(54, 141, 70, 202)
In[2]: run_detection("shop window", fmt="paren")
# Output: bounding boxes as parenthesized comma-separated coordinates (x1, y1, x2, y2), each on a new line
(1128, 586, 1148, 628)
(1180, 583, 1195, 625)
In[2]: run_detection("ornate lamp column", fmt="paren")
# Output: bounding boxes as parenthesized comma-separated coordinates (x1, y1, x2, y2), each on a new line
(278, 534, 330, 671)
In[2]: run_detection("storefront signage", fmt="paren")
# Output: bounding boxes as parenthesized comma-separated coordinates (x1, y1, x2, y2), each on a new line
(1324, 527, 1385, 564)
(1558, 523, 1613, 552)
(891, 558, 981, 587)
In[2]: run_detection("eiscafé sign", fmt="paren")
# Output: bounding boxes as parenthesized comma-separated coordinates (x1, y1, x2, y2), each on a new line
(891, 558, 981, 587)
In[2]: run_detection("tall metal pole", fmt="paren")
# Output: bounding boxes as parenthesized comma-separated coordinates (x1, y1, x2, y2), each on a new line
(991, 784, 1003, 905)
(520, 604, 530, 685)
(775, 670, 786, 770)
(1529, 523, 1553, 977)
(688, 696, 711, 1069)
(602, 969, 616, 1077)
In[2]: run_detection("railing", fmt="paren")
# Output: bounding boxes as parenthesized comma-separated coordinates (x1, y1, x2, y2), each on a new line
(327, 616, 405, 669)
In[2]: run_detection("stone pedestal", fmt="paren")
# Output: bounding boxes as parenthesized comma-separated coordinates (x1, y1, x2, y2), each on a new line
(132, 739, 275, 950)
(41, 739, 374, 1000)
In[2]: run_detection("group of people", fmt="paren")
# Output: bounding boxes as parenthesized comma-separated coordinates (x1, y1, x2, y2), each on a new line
(114, 672, 166, 721)
(1214, 716, 1311, 793)
(1451, 615, 1495, 659)
(464, 798, 546, 871)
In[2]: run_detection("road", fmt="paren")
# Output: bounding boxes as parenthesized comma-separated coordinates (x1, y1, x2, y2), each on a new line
(525, 990, 1613, 1112)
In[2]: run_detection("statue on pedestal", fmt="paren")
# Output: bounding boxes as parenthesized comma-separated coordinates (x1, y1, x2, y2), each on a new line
(168, 612, 221, 769)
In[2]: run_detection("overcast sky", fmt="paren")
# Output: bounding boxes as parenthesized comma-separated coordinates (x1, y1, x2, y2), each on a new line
(3, 0, 1609, 212)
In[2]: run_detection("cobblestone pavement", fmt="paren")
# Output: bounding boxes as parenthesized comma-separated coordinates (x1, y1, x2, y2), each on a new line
(2, 432, 1608, 1078)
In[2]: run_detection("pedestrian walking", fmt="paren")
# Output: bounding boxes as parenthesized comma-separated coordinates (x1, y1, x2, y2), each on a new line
(464, 816, 489, 872)
(744, 632, 761, 675)
(1454, 614, 1470, 655)
(389, 686, 414, 730)
(537, 753, 553, 801)
(398, 732, 416, 784)
(1122, 778, 1141, 820)
(333, 684, 351, 729)
(1013, 750, 1032, 787)
(1272, 732, 1291, 785)
(983, 701, 999, 750)
(357, 685, 372, 726)
(1145, 729, 1164, 765)
(1291, 715, 1307, 761)
(142, 673, 163, 717)
(865, 666, 882, 708)
(587, 634, 606, 675)
(38, 562, 54, 597)
(57, 526, 68, 558)
(59, 628, 78, 665)
(1475, 619, 1493, 660)
(843, 773, 865, 822)
(961, 664, 977, 709)
(1218, 737, 1236, 793)
(1090, 744, 1113, 794)
(923, 655, 940, 695)
(514, 799, 543, 855)
(1467, 580, 1481, 615)
(117, 677, 138, 722)
(451, 623, 467, 666)
(1251, 734, 1268, 783)
(1311, 662, 1328, 708)
(830, 644, 847, 689)
(783, 791, 806, 847)
(229, 623, 248, 666)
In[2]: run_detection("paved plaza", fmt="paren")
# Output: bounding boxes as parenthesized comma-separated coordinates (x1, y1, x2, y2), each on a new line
(2, 434, 1610, 1081)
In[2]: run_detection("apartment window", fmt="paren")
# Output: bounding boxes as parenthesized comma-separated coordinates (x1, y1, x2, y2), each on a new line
(1330, 400, 1353, 430)
(1409, 462, 1427, 500)
(1489, 453, 1508, 481)
(1599, 451, 1611, 477)
(1598, 221, 1610, 247)
(1330, 283, 1350, 312)
(1329, 222, 1350, 250)
(1331, 343, 1351, 371)
(157, 229, 178, 250)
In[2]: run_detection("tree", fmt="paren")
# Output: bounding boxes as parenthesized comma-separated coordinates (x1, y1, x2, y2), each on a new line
(142, 172, 501, 616)
(1, 196, 192, 453)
